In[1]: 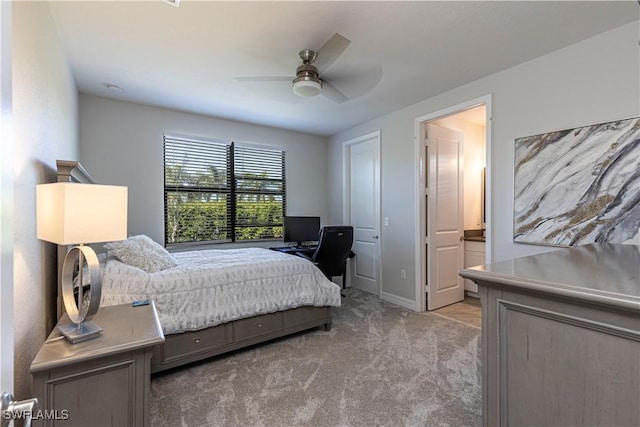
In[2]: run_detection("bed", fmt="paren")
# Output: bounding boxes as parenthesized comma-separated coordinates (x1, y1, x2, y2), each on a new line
(99, 243, 341, 372)
(56, 160, 341, 373)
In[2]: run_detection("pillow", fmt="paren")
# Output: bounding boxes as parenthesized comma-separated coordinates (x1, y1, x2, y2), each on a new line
(104, 235, 178, 273)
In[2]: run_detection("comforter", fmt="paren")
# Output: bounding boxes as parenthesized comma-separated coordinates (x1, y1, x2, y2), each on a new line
(100, 247, 341, 334)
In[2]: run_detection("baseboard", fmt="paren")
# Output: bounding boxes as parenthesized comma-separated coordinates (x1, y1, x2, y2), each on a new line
(350, 282, 378, 295)
(380, 291, 418, 311)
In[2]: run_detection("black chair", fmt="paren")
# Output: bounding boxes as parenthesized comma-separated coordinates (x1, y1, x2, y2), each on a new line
(297, 226, 354, 295)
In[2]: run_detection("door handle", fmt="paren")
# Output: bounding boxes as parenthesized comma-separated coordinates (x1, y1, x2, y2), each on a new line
(1, 393, 38, 427)
(372, 235, 379, 239)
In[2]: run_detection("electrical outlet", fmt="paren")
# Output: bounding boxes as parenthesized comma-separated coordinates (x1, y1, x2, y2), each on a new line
(400, 269, 406, 280)
(384, 217, 389, 226)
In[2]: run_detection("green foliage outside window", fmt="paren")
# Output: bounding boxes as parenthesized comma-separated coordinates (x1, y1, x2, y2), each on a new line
(165, 193, 228, 244)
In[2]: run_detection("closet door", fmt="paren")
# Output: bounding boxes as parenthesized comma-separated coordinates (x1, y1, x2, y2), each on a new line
(345, 131, 381, 295)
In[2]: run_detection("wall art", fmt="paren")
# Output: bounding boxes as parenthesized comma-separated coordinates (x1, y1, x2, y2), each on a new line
(514, 117, 639, 246)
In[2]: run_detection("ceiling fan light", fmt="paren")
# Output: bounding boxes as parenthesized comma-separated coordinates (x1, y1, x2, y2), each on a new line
(292, 79, 322, 97)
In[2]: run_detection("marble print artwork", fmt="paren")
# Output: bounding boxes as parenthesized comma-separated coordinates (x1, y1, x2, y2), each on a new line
(514, 117, 640, 246)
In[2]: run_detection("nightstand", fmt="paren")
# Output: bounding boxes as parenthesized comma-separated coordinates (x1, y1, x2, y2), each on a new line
(30, 302, 165, 427)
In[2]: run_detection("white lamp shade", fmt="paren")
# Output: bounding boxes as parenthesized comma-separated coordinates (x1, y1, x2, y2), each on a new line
(36, 182, 128, 245)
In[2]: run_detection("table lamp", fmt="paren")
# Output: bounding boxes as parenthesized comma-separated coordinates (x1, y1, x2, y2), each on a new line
(36, 182, 128, 343)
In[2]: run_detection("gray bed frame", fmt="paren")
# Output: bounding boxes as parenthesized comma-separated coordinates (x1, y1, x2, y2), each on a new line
(56, 160, 333, 374)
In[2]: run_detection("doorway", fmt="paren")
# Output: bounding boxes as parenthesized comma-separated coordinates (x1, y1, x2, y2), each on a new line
(415, 95, 492, 312)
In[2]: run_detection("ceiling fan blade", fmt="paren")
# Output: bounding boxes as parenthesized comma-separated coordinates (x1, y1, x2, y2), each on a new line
(315, 33, 351, 71)
(321, 81, 348, 104)
(234, 76, 293, 82)
(323, 62, 383, 100)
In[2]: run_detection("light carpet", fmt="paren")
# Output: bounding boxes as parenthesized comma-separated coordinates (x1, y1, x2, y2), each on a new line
(150, 289, 481, 426)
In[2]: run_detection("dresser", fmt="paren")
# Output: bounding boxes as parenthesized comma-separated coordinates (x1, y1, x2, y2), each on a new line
(460, 243, 640, 427)
(30, 302, 165, 427)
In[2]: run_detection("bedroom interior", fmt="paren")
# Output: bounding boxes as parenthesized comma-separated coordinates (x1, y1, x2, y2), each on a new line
(2, 1, 639, 426)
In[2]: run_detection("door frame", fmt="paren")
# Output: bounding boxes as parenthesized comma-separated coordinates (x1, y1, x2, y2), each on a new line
(414, 95, 493, 312)
(0, 0, 13, 393)
(342, 130, 382, 295)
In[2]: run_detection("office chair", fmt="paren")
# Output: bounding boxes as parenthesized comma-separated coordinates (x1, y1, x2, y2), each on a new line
(297, 226, 354, 295)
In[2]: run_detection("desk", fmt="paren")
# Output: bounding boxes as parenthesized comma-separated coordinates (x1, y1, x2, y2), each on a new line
(270, 245, 317, 257)
(270, 245, 355, 292)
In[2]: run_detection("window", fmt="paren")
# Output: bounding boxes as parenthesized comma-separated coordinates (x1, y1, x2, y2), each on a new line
(164, 135, 286, 246)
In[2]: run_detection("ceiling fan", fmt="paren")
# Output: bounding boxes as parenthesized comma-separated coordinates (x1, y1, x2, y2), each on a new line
(235, 33, 351, 104)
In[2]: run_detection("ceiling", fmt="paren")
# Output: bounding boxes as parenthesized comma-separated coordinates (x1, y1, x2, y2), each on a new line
(48, 1, 639, 137)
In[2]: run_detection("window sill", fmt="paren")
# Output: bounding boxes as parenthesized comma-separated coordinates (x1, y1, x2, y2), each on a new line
(167, 239, 282, 253)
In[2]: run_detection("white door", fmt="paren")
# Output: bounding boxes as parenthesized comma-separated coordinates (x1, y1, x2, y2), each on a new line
(0, 0, 13, 396)
(427, 123, 464, 310)
(344, 132, 381, 295)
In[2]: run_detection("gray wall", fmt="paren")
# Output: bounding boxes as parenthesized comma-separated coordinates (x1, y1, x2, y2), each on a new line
(79, 95, 329, 248)
(328, 22, 640, 303)
(12, 2, 78, 398)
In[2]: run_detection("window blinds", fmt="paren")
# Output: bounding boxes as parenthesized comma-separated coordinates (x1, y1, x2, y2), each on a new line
(233, 143, 286, 241)
(163, 135, 285, 246)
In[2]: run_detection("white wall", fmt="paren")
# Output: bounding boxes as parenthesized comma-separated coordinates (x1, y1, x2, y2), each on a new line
(12, 2, 78, 398)
(79, 95, 329, 248)
(0, 0, 13, 395)
(328, 22, 640, 304)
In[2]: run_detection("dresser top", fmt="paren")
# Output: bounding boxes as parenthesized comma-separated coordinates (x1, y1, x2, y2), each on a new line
(460, 243, 640, 311)
(31, 302, 165, 373)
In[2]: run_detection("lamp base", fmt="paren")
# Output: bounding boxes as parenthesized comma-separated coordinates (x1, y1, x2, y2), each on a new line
(58, 321, 103, 344)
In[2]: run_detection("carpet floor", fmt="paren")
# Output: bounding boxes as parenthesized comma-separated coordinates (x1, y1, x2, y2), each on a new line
(150, 289, 482, 427)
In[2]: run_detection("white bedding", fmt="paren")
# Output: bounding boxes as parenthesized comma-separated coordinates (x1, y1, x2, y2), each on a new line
(100, 247, 341, 334)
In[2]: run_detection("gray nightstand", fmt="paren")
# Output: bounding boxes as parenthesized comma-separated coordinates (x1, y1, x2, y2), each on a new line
(30, 302, 165, 427)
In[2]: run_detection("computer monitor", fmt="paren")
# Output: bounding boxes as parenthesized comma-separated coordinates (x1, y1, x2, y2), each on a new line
(283, 216, 320, 247)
